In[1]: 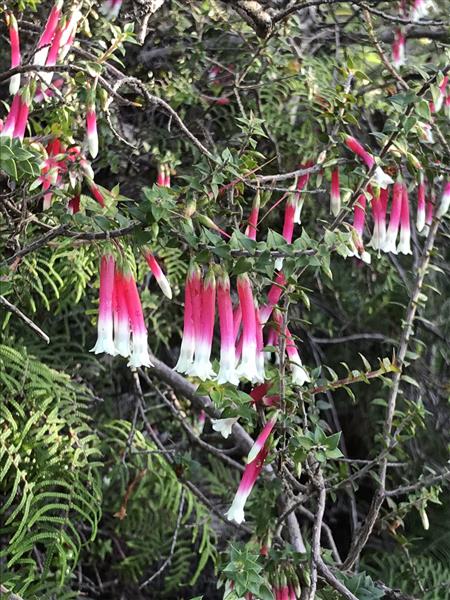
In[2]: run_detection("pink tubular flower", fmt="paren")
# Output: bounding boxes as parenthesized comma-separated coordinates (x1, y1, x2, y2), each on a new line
(216, 271, 239, 385)
(143, 250, 172, 299)
(345, 135, 393, 189)
(34, 0, 64, 66)
(86, 89, 98, 159)
(13, 88, 31, 140)
(260, 271, 286, 325)
(416, 174, 426, 232)
(411, 0, 436, 21)
(156, 166, 165, 186)
(188, 268, 216, 380)
(245, 190, 260, 240)
(433, 75, 448, 113)
(294, 161, 313, 223)
(349, 193, 371, 263)
(255, 305, 266, 382)
(35, 77, 64, 102)
(91, 253, 116, 356)
(236, 274, 261, 383)
(225, 443, 269, 524)
(122, 267, 152, 368)
(0, 93, 21, 138)
(41, 18, 65, 87)
(425, 196, 434, 233)
(384, 179, 403, 253)
(330, 168, 341, 216)
(113, 267, 131, 357)
(174, 265, 197, 374)
(285, 327, 309, 386)
(247, 413, 278, 462)
(397, 184, 412, 254)
(392, 29, 405, 69)
(86, 180, 106, 208)
(58, 7, 81, 60)
(275, 195, 296, 270)
(436, 181, 450, 219)
(68, 194, 81, 215)
(367, 187, 385, 251)
(7, 13, 21, 95)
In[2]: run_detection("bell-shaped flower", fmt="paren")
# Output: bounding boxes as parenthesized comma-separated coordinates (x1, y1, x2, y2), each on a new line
(33, 0, 64, 66)
(113, 267, 131, 357)
(236, 274, 260, 383)
(91, 253, 117, 356)
(436, 181, 450, 219)
(247, 413, 278, 463)
(245, 189, 260, 240)
(211, 416, 239, 439)
(225, 444, 269, 524)
(285, 327, 309, 386)
(383, 178, 403, 253)
(143, 249, 172, 299)
(392, 29, 405, 69)
(122, 266, 153, 368)
(7, 13, 21, 95)
(397, 184, 412, 254)
(174, 265, 198, 373)
(330, 168, 341, 216)
(216, 270, 239, 385)
(416, 174, 426, 232)
(188, 268, 216, 380)
(345, 135, 393, 189)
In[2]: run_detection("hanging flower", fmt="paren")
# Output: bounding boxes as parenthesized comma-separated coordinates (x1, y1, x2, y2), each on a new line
(13, 85, 33, 140)
(397, 183, 412, 254)
(348, 193, 371, 263)
(383, 178, 403, 253)
(260, 272, 286, 324)
(330, 168, 341, 216)
(247, 413, 278, 462)
(40, 17, 65, 88)
(143, 250, 172, 299)
(285, 327, 309, 386)
(367, 186, 386, 251)
(0, 93, 21, 138)
(245, 189, 260, 240)
(33, 0, 64, 66)
(411, 0, 436, 21)
(275, 195, 296, 270)
(113, 267, 131, 357)
(91, 253, 117, 356)
(211, 417, 239, 439)
(122, 266, 153, 368)
(86, 84, 98, 159)
(433, 75, 448, 112)
(216, 270, 239, 385)
(6, 13, 21, 95)
(86, 179, 106, 207)
(236, 274, 261, 383)
(58, 7, 82, 61)
(254, 305, 266, 383)
(392, 29, 405, 69)
(423, 193, 434, 235)
(294, 161, 313, 223)
(188, 268, 216, 381)
(345, 135, 393, 189)
(436, 181, 450, 219)
(174, 265, 197, 374)
(225, 444, 269, 524)
(416, 174, 426, 232)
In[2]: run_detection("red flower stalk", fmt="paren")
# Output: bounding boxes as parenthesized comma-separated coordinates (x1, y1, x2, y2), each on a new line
(91, 253, 116, 356)
(416, 173, 426, 232)
(86, 86, 98, 159)
(143, 250, 172, 299)
(384, 178, 403, 253)
(392, 29, 405, 69)
(6, 13, 21, 95)
(122, 266, 152, 368)
(345, 135, 393, 188)
(34, 0, 64, 66)
(236, 274, 261, 383)
(174, 265, 197, 374)
(0, 93, 21, 138)
(113, 267, 131, 357)
(330, 168, 341, 216)
(189, 268, 216, 380)
(397, 184, 412, 254)
(245, 189, 260, 240)
(216, 270, 239, 385)
(225, 443, 269, 524)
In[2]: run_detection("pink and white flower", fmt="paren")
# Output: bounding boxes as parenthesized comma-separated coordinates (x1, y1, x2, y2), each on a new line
(188, 269, 216, 380)
(411, 0, 436, 21)
(225, 444, 269, 524)
(330, 168, 341, 216)
(392, 29, 405, 69)
(86, 87, 98, 159)
(260, 272, 286, 325)
(416, 174, 426, 232)
(33, 0, 64, 66)
(345, 135, 393, 189)
(254, 304, 266, 383)
(433, 75, 448, 113)
(285, 327, 309, 386)
(0, 93, 21, 138)
(367, 187, 386, 251)
(7, 13, 21, 95)
(383, 179, 403, 253)
(397, 184, 412, 254)
(143, 250, 172, 299)
(275, 195, 296, 270)
(294, 161, 313, 223)
(211, 417, 239, 439)
(236, 274, 261, 383)
(174, 265, 197, 373)
(245, 190, 260, 240)
(247, 414, 278, 463)
(122, 267, 153, 368)
(13, 86, 32, 140)
(91, 253, 116, 356)
(349, 193, 371, 263)
(436, 181, 450, 219)
(41, 18, 65, 87)
(216, 271, 239, 385)
(113, 267, 131, 357)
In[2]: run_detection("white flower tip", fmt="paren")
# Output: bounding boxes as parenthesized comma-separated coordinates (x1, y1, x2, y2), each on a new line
(292, 364, 310, 386)
(274, 257, 284, 271)
(211, 418, 238, 439)
(247, 445, 261, 463)
(225, 503, 245, 525)
(127, 352, 153, 368)
(416, 214, 425, 233)
(90, 339, 117, 356)
(9, 74, 21, 95)
(158, 277, 173, 299)
(374, 166, 394, 189)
